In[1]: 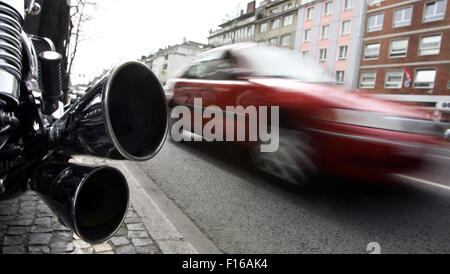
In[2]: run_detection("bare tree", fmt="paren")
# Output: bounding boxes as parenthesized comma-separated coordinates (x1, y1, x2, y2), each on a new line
(64, 0, 97, 101)
(222, 2, 244, 44)
(37, 0, 96, 103)
(66, 1, 97, 81)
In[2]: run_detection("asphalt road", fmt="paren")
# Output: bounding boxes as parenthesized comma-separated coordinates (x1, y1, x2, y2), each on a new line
(137, 139, 450, 254)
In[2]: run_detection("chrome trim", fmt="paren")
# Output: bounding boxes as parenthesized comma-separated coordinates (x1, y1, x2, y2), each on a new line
(0, 0, 23, 106)
(21, 31, 38, 80)
(0, 0, 24, 19)
(42, 37, 55, 51)
(0, 69, 19, 98)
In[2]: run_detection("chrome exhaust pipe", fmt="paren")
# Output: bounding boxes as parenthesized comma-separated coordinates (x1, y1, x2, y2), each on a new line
(30, 162, 129, 244)
(49, 61, 169, 161)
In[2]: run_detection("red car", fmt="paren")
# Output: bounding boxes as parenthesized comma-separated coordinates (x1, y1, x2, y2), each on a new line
(168, 43, 441, 185)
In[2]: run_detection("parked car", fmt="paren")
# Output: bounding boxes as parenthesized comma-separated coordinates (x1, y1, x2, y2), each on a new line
(168, 43, 441, 185)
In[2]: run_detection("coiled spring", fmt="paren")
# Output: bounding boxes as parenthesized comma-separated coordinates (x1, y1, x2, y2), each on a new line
(0, 2, 23, 81)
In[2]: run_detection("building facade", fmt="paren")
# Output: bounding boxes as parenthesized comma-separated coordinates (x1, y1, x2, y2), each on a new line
(208, 1, 258, 47)
(358, 0, 450, 111)
(254, 0, 300, 48)
(141, 41, 207, 86)
(295, 0, 367, 89)
(208, 0, 300, 49)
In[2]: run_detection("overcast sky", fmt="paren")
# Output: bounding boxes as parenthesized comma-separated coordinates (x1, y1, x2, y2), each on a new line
(71, 0, 249, 84)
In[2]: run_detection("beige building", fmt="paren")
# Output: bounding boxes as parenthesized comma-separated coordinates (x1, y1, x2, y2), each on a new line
(208, 0, 300, 49)
(254, 0, 299, 48)
(141, 40, 207, 86)
(208, 2, 257, 47)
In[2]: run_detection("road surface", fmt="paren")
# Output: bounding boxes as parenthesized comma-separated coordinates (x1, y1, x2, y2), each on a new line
(137, 140, 450, 254)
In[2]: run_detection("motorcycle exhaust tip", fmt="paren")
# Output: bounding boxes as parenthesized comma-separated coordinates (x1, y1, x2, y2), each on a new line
(73, 166, 129, 244)
(32, 163, 129, 244)
(104, 61, 168, 161)
(51, 61, 169, 161)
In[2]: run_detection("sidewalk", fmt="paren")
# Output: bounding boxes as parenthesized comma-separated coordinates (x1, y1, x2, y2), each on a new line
(0, 156, 220, 255)
(0, 158, 162, 254)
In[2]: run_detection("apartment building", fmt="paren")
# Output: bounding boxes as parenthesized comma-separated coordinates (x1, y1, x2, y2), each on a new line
(208, 1, 258, 47)
(141, 40, 207, 86)
(208, 0, 300, 49)
(295, 0, 367, 89)
(358, 0, 450, 111)
(254, 0, 300, 48)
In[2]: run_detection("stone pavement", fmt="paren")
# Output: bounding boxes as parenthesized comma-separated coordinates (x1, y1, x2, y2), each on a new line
(0, 158, 162, 254)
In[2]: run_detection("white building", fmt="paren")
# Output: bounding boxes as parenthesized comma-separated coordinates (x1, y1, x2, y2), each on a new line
(142, 40, 208, 87)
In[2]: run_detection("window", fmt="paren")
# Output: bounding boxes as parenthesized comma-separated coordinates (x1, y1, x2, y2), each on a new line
(270, 8, 279, 14)
(304, 29, 312, 42)
(248, 26, 255, 36)
(284, 15, 294, 26)
(306, 7, 314, 21)
(343, 0, 353, 10)
(319, 48, 327, 61)
(281, 35, 291, 47)
(447, 81, 450, 89)
(260, 23, 268, 33)
(271, 19, 281, 29)
(360, 71, 376, 88)
(368, 13, 384, 32)
(302, 51, 309, 58)
(419, 34, 442, 56)
(389, 39, 408, 58)
(341, 20, 351, 36)
(336, 71, 345, 84)
(269, 38, 279, 46)
(364, 43, 380, 60)
(414, 69, 437, 88)
(338, 45, 348, 60)
(424, 0, 447, 22)
(321, 25, 330, 40)
(205, 56, 239, 81)
(324, 1, 333, 16)
(385, 70, 404, 89)
(283, 3, 293, 11)
(184, 63, 209, 79)
(393, 7, 413, 27)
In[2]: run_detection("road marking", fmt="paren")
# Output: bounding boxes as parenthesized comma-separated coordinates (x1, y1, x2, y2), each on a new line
(393, 174, 450, 191)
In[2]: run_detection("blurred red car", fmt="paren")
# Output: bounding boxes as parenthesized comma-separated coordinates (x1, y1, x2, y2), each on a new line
(168, 43, 441, 185)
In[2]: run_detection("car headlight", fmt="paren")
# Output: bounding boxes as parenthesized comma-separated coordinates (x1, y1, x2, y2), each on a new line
(314, 109, 440, 136)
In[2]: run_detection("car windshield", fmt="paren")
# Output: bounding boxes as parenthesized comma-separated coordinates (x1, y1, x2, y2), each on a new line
(237, 45, 335, 83)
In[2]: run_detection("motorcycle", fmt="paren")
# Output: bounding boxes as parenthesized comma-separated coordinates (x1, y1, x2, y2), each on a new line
(0, 0, 168, 244)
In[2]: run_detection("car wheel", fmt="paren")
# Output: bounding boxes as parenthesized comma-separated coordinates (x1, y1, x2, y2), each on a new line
(250, 128, 319, 186)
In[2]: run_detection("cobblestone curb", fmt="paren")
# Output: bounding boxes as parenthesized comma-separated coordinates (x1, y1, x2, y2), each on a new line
(0, 158, 162, 254)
